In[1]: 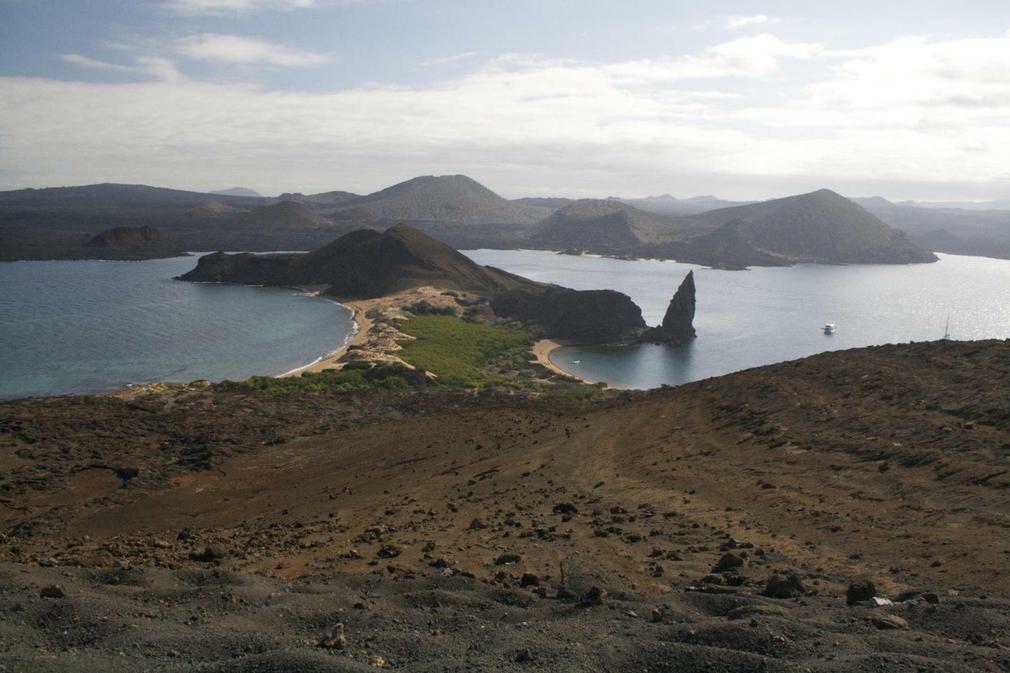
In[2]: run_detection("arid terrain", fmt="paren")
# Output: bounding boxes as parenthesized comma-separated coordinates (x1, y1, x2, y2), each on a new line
(2, 340, 1010, 671)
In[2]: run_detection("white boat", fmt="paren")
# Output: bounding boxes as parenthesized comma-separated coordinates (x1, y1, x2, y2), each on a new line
(823, 323, 836, 335)
(571, 359, 581, 364)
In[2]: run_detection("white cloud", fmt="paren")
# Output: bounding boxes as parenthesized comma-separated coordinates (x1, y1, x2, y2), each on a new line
(175, 34, 329, 67)
(62, 54, 183, 82)
(63, 54, 135, 72)
(421, 52, 478, 68)
(739, 32, 1010, 129)
(163, 0, 318, 14)
(602, 34, 821, 81)
(7, 32, 1010, 198)
(725, 15, 777, 30)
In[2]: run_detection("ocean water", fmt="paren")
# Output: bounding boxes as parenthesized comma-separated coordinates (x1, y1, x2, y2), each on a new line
(0, 256, 354, 399)
(464, 250, 1010, 389)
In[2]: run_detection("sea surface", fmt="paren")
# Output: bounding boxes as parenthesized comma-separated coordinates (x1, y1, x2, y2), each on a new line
(464, 250, 1010, 389)
(0, 255, 354, 399)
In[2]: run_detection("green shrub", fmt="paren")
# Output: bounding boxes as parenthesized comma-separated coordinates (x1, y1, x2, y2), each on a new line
(396, 315, 535, 388)
(216, 363, 417, 394)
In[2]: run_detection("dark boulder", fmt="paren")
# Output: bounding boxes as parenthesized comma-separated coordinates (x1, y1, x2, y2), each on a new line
(39, 584, 65, 599)
(763, 573, 806, 599)
(846, 579, 877, 606)
(713, 552, 744, 572)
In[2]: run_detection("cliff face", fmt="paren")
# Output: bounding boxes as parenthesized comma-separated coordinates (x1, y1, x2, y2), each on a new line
(491, 286, 646, 344)
(640, 271, 697, 346)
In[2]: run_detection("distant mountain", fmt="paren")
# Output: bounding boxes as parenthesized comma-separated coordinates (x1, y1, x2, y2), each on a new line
(279, 190, 361, 209)
(0, 224, 189, 261)
(0, 183, 376, 258)
(0, 182, 263, 208)
(211, 187, 262, 198)
(512, 197, 573, 210)
(854, 197, 1010, 261)
(512, 194, 748, 217)
(0, 180, 949, 266)
(189, 201, 242, 218)
(901, 198, 1010, 211)
(517, 191, 937, 267)
(618, 194, 750, 217)
(86, 225, 167, 248)
(330, 175, 551, 226)
(81, 225, 187, 260)
(528, 199, 689, 254)
(232, 200, 332, 230)
(678, 190, 937, 268)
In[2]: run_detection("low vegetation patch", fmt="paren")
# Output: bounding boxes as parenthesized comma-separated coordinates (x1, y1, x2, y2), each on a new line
(396, 315, 536, 388)
(217, 363, 421, 393)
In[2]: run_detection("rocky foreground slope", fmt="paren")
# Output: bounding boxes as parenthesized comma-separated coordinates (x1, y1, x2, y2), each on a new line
(2, 340, 1010, 671)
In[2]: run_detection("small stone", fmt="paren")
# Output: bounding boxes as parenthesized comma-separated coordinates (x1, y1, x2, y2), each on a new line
(319, 623, 347, 649)
(520, 573, 539, 587)
(577, 586, 606, 607)
(494, 553, 521, 566)
(377, 544, 401, 559)
(870, 614, 908, 630)
(189, 546, 224, 563)
(865, 597, 894, 607)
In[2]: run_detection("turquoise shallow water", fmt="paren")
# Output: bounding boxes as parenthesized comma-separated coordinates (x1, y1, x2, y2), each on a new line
(0, 256, 354, 399)
(463, 250, 1010, 389)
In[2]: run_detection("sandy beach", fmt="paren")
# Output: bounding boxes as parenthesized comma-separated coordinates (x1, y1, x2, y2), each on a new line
(277, 287, 458, 378)
(278, 298, 374, 377)
(530, 338, 606, 385)
(280, 290, 607, 386)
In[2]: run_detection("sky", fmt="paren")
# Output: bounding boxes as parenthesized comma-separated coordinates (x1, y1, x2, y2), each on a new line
(1, 0, 1010, 201)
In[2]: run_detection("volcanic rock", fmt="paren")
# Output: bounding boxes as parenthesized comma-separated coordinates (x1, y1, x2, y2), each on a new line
(763, 573, 806, 599)
(846, 579, 877, 606)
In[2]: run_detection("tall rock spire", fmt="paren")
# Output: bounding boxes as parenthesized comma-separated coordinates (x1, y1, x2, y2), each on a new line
(641, 271, 696, 345)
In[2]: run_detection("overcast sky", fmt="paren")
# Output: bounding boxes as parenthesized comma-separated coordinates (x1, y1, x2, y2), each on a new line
(2, 0, 1010, 201)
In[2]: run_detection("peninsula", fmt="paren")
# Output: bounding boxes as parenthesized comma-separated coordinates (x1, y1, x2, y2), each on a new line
(180, 224, 697, 381)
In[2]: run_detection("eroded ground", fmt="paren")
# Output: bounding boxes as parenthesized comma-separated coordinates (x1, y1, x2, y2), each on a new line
(2, 340, 1010, 672)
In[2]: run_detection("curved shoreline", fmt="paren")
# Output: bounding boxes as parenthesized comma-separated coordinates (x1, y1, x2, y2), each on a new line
(531, 339, 607, 386)
(276, 294, 373, 377)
